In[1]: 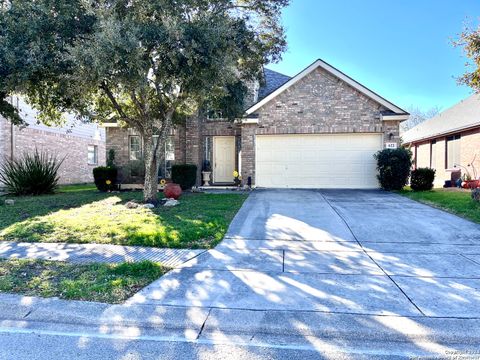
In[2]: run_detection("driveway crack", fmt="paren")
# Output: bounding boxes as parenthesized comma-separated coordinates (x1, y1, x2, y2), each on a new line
(319, 192, 427, 317)
(460, 253, 480, 266)
(196, 307, 212, 340)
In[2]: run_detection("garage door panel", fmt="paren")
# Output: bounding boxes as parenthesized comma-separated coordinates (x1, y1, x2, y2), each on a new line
(255, 134, 382, 189)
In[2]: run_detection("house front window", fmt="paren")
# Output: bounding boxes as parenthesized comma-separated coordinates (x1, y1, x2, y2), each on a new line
(430, 140, 437, 169)
(87, 145, 98, 165)
(165, 137, 175, 178)
(129, 135, 142, 160)
(446, 135, 461, 169)
(204, 137, 212, 162)
(154, 136, 175, 179)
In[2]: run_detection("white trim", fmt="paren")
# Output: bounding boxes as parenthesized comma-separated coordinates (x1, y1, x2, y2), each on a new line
(381, 114, 409, 121)
(101, 122, 119, 128)
(246, 59, 407, 115)
(241, 118, 259, 125)
(403, 124, 480, 144)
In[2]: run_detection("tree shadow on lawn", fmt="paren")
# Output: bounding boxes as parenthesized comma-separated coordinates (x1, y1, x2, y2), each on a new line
(0, 191, 244, 249)
(0, 190, 118, 231)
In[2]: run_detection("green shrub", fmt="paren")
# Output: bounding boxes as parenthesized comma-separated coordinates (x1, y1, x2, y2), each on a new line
(93, 166, 118, 191)
(106, 149, 116, 167)
(410, 168, 436, 191)
(171, 164, 197, 190)
(374, 148, 412, 191)
(0, 150, 63, 195)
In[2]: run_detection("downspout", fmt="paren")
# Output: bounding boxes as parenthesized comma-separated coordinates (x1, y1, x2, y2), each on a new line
(10, 119, 14, 160)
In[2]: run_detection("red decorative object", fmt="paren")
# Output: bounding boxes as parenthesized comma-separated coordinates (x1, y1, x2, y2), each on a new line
(163, 183, 182, 199)
(462, 180, 480, 189)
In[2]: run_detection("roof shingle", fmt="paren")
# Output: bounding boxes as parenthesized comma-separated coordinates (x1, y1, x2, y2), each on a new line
(257, 68, 291, 101)
(402, 94, 480, 144)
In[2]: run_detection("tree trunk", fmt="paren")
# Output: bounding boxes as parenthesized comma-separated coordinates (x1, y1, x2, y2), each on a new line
(143, 133, 160, 204)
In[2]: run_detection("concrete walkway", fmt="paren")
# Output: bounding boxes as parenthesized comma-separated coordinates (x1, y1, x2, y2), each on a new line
(0, 241, 205, 267)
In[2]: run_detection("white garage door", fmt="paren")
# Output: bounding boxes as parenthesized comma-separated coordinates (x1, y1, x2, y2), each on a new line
(255, 134, 383, 188)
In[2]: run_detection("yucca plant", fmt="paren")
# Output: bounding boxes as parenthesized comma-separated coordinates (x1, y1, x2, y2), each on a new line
(0, 150, 64, 196)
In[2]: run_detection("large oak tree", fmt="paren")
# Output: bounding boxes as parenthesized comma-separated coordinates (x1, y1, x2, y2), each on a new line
(0, 0, 288, 203)
(456, 24, 480, 92)
(0, 0, 95, 124)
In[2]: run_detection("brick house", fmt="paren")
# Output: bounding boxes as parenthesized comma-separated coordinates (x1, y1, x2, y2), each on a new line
(0, 96, 106, 185)
(403, 94, 480, 188)
(105, 59, 408, 189)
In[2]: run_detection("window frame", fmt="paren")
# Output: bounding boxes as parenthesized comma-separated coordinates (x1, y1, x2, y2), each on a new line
(129, 135, 142, 161)
(445, 134, 461, 170)
(87, 145, 98, 165)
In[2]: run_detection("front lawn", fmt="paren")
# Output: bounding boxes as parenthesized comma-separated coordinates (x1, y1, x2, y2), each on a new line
(0, 187, 247, 248)
(0, 259, 166, 303)
(397, 188, 480, 224)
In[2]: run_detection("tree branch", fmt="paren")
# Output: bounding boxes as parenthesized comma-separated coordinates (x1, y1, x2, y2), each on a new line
(130, 89, 146, 118)
(100, 81, 144, 131)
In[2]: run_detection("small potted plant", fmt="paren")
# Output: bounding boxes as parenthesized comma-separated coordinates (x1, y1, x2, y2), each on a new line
(462, 173, 479, 189)
(201, 160, 212, 186)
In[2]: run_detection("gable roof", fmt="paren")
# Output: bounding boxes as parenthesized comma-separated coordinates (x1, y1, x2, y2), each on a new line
(245, 58, 408, 115)
(257, 68, 291, 101)
(402, 94, 480, 144)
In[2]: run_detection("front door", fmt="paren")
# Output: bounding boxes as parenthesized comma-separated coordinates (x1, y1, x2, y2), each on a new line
(214, 136, 235, 183)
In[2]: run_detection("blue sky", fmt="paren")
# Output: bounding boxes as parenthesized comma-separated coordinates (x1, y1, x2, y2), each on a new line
(268, 0, 480, 112)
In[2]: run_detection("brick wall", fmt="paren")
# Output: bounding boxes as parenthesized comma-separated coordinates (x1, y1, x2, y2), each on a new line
(242, 66, 400, 183)
(410, 128, 480, 187)
(106, 125, 187, 184)
(185, 117, 240, 185)
(0, 116, 105, 184)
(105, 66, 403, 187)
(460, 129, 480, 174)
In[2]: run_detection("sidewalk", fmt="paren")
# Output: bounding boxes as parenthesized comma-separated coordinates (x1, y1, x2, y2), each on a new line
(0, 241, 205, 267)
(1, 293, 480, 359)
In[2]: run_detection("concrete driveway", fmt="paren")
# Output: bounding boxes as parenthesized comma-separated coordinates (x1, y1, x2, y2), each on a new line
(131, 189, 480, 319)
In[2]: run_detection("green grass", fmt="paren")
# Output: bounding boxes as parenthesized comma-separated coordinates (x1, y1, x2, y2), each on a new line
(0, 259, 166, 303)
(0, 188, 247, 248)
(58, 184, 97, 193)
(397, 188, 480, 224)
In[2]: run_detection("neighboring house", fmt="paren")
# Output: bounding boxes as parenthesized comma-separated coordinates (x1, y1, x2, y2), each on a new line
(0, 96, 106, 185)
(105, 59, 409, 189)
(403, 94, 480, 188)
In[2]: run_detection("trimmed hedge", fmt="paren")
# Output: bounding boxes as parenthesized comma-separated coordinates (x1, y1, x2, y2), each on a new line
(172, 164, 197, 190)
(410, 168, 436, 191)
(374, 148, 412, 191)
(93, 166, 118, 192)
